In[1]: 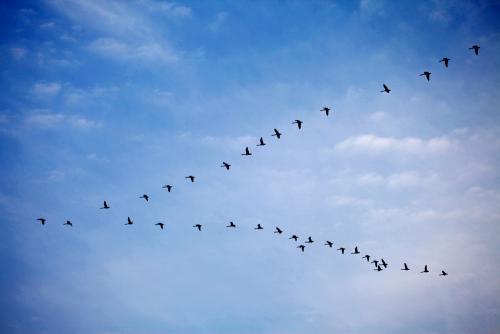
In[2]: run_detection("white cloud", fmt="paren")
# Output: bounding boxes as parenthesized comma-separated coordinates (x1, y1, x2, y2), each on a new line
(140, 0, 192, 17)
(25, 111, 101, 129)
(368, 111, 388, 121)
(33, 82, 62, 97)
(10, 47, 27, 60)
(40, 21, 56, 29)
(48, 169, 65, 181)
(209, 11, 228, 32)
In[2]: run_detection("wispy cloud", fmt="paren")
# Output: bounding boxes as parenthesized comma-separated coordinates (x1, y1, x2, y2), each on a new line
(25, 111, 101, 129)
(32, 81, 62, 97)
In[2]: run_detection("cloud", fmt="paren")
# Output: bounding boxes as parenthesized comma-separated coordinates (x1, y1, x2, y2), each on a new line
(24, 111, 101, 129)
(140, 0, 192, 17)
(10, 47, 27, 60)
(335, 134, 451, 154)
(209, 11, 228, 32)
(368, 111, 388, 121)
(33, 82, 62, 97)
(40, 21, 56, 29)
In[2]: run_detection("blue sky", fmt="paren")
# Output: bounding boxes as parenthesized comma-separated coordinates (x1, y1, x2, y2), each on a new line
(1, 0, 500, 333)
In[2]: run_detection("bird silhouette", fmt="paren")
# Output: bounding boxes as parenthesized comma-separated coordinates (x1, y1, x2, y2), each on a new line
(185, 175, 195, 182)
(100, 201, 110, 209)
(254, 224, 263, 230)
(420, 265, 429, 273)
(63, 220, 72, 227)
(242, 147, 252, 156)
(362, 254, 370, 262)
(140, 194, 149, 202)
(380, 83, 391, 93)
(401, 263, 410, 271)
(162, 185, 173, 192)
(351, 246, 360, 254)
(324, 241, 333, 248)
(289, 235, 298, 241)
(420, 71, 431, 81)
(272, 128, 282, 139)
(337, 247, 346, 254)
(226, 221, 236, 228)
(439, 57, 450, 67)
(155, 222, 164, 229)
(193, 224, 202, 231)
(274, 227, 283, 234)
(257, 137, 266, 146)
(305, 236, 314, 243)
(37, 218, 46, 225)
(371, 260, 379, 267)
(469, 45, 480, 55)
(297, 245, 305, 252)
(292, 120, 303, 129)
(439, 270, 448, 276)
(374, 265, 383, 272)
(221, 162, 231, 170)
(321, 107, 330, 116)
(381, 258, 388, 268)
(125, 217, 133, 225)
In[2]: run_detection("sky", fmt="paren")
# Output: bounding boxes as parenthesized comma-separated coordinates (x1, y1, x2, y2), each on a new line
(1, 0, 500, 333)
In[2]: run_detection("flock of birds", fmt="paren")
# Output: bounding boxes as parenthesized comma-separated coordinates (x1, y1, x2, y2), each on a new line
(34, 44, 483, 278)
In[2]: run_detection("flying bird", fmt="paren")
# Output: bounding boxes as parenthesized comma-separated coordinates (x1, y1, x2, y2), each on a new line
(297, 245, 305, 252)
(140, 194, 149, 202)
(289, 235, 298, 241)
(362, 254, 370, 262)
(257, 137, 266, 146)
(221, 162, 231, 170)
(37, 218, 46, 225)
(469, 45, 480, 55)
(100, 201, 110, 209)
(420, 265, 429, 273)
(226, 221, 236, 228)
(305, 236, 314, 243)
(162, 185, 173, 192)
(63, 220, 72, 227)
(380, 83, 391, 93)
(274, 227, 283, 234)
(272, 128, 282, 139)
(439, 270, 448, 276)
(242, 147, 252, 156)
(292, 120, 303, 129)
(321, 107, 331, 116)
(371, 260, 379, 267)
(193, 224, 202, 231)
(420, 71, 431, 81)
(439, 57, 450, 67)
(381, 259, 388, 268)
(324, 241, 333, 248)
(155, 222, 164, 229)
(337, 247, 346, 254)
(185, 175, 195, 182)
(374, 265, 383, 272)
(351, 246, 360, 254)
(125, 217, 133, 225)
(401, 263, 410, 271)
(254, 224, 263, 230)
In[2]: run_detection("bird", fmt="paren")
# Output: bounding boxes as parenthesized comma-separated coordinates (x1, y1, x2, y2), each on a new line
(100, 201, 110, 209)
(401, 263, 410, 271)
(374, 265, 383, 272)
(305, 236, 314, 243)
(63, 220, 72, 227)
(420, 265, 429, 273)
(37, 218, 46, 225)
(125, 217, 133, 225)
(292, 120, 303, 129)
(380, 83, 391, 93)
(439, 57, 450, 67)
(297, 245, 305, 252)
(274, 227, 283, 234)
(162, 185, 172, 192)
(420, 71, 431, 81)
(321, 107, 330, 116)
(221, 162, 231, 170)
(242, 147, 252, 156)
(289, 235, 298, 241)
(155, 222, 164, 229)
(469, 45, 480, 55)
(185, 175, 195, 182)
(380, 258, 388, 268)
(140, 194, 149, 202)
(257, 137, 266, 146)
(351, 246, 360, 254)
(439, 270, 448, 276)
(324, 241, 333, 248)
(337, 247, 346, 254)
(226, 221, 236, 228)
(254, 224, 263, 230)
(193, 224, 202, 231)
(272, 128, 282, 139)
(362, 254, 370, 262)
(371, 260, 379, 267)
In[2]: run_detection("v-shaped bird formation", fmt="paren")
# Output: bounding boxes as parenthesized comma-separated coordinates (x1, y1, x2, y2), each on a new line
(34, 44, 483, 279)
